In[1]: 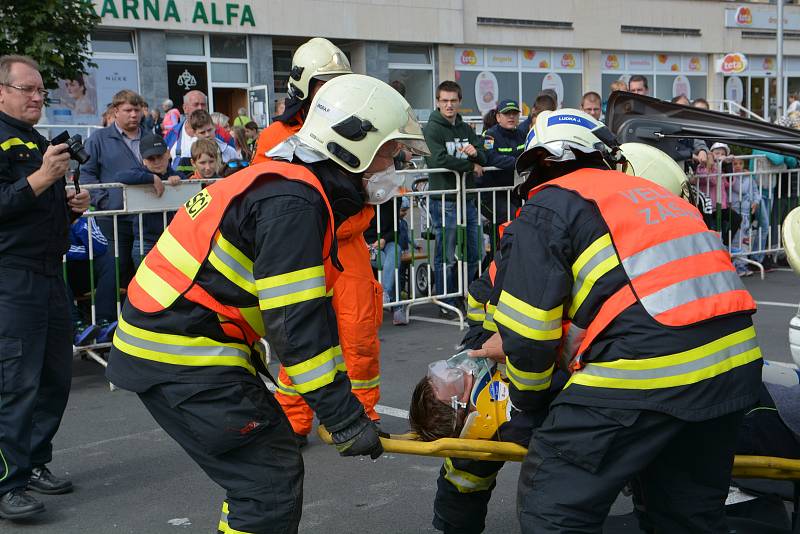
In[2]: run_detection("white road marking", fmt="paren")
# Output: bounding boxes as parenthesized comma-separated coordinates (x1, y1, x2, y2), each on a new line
(757, 300, 798, 309)
(375, 404, 409, 419)
(54, 428, 165, 454)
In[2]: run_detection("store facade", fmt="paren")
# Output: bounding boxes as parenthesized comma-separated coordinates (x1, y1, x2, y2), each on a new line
(49, 1, 800, 127)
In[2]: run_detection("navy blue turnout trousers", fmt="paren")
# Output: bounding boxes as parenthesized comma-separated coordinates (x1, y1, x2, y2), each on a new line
(0, 263, 72, 495)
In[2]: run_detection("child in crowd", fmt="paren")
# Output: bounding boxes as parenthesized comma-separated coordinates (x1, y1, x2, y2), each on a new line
(694, 142, 741, 244)
(729, 157, 762, 276)
(117, 134, 182, 266)
(244, 121, 259, 154)
(189, 138, 222, 180)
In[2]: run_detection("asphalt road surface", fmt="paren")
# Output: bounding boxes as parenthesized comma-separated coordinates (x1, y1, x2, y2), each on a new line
(4, 270, 798, 533)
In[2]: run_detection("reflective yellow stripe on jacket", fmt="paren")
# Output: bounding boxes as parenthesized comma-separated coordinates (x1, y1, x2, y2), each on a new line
(350, 375, 381, 390)
(444, 458, 497, 493)
(257, 265, 327, 310)
(506, 357, 553, 392)
(209, 232, 256, 295)
(0, 137, 38, 151)
(482, 303, 498, 332)
(466, 291, 485, 323)
(494, 290, 562, 341)
(282, 345, 346, 394)
(567, 326, 761, 390)
(112, 316, 256, 375)
(569, 233, 619, 318)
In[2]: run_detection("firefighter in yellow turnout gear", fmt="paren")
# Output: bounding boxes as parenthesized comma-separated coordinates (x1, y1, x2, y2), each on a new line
(106, 74, 429, 534)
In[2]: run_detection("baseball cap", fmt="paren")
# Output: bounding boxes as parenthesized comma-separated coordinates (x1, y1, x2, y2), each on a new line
(497, 99, 521, 114)
(140, 134, 168, 159)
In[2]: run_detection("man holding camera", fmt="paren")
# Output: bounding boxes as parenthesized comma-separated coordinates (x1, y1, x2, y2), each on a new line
(0, 54, 90, 520)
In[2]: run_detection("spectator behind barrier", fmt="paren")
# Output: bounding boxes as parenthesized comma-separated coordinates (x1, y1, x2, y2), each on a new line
(243, 121, 259, 155)
(580, 91, 602, 121)
(423, 80, 486, 318)
(163, 90, 234, 163)
(189, 138, 222, 180)
(480, 99, 526, 259)
(729, 157, 761, 276)
(116, 134, 182, 266)
(232, 106, 251, 128)
(628, 74, 649, 95)
(750, 145, 800, 269)
(519, 91, 557, 133)
(170, 110, 237, 178)
(81, 89, 150, 295)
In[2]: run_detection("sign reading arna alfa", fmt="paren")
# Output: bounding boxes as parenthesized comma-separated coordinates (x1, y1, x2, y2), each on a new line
(95, 0, 256, 27)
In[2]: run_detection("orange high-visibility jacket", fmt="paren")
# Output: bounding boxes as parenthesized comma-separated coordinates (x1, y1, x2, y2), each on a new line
(527, 169, 757, 372)
(126, 161, 338, 347)
(251, 113, 383, 433)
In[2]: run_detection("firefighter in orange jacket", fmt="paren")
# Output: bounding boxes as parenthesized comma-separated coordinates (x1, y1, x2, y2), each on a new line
(105, 74, 429, 534)
(474, 109, 762, 533)
(253, 38, 383, 443)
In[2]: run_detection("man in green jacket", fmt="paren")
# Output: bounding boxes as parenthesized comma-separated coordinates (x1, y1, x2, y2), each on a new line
(423, 80, 487, 317)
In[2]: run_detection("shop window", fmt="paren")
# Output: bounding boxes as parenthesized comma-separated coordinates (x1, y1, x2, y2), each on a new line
(389, 45, 431, 65)
(210, 35, 247, 59)
(654, 75, 706, 102)
(90, 30, 135, 54)
(455, 71, 519, 117)
(166, 33, 204, 56)
(389, 69, 433, 116)
(522, 72, 583, 113)
(210, 63, 248, 83)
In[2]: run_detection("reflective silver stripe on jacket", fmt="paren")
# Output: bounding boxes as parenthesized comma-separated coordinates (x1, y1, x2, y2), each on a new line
(257, 276, 326, 301)
(577, 335, 759, 381)
(211, 240, 256, 291)
(640, 270, 745, 317)
(622, 231, 725, 280)
(115, 328, 251, 361)
(287, 350, 346, 387)
(495, 300, 562, 334)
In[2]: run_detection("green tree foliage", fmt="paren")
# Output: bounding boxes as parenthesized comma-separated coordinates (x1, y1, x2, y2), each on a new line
(0, 0, 100, 88)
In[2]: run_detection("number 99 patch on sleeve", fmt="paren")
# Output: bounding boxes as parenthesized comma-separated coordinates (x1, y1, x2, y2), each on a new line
(184, 189, 212, 220)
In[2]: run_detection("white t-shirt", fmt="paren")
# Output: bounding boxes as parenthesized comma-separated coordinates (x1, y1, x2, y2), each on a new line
(171, 122, 237, 163)
(171, 122, 197, 160)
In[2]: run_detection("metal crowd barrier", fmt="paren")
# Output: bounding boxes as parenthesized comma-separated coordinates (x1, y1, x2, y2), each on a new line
(372, 168, 466, 325)
(65, 179, 216, 376)
(693, 154, 799, 279)
(66, 156, 793, 369)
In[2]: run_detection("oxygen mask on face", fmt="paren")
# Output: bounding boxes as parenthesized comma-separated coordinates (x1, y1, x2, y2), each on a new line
(427, 352, 492, 411)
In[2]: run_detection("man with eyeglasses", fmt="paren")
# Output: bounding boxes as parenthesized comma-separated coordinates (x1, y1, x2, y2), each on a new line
(0, 54, 90, 520)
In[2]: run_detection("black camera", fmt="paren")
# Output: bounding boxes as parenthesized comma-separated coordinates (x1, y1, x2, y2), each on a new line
(51, 130, 90, 165)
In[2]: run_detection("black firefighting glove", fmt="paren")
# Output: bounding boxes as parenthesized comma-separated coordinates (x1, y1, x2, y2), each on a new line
(331, 414, 383, 459)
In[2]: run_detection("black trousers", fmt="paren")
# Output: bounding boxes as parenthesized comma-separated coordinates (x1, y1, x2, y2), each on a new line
(518, 404, 744, 534)
(139, 379, 303, 534)
(0, 266, 72, 495)
(433, 410, 545, 534)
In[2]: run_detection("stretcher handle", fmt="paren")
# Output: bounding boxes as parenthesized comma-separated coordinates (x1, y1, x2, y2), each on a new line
(319, 428, 800, 478)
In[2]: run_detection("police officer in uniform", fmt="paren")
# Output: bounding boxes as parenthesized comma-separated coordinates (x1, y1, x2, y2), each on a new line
(0, 55, 90, 519)
(479, 99, 526, 221)
(479, 109, 762, 533)
(105, 74, 428, 534)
